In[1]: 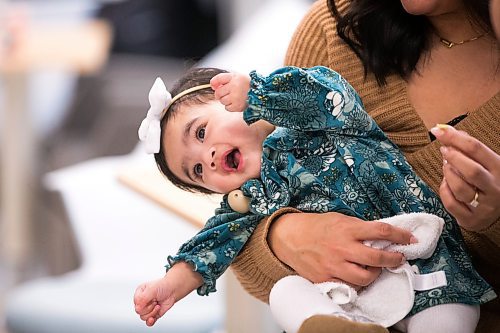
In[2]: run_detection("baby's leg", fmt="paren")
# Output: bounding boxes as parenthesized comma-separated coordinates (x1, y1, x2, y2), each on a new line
(270, 275, 375, 333)
(393, 303, 479, 333)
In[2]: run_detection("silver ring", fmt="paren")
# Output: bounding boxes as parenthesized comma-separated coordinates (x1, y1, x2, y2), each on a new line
(469, 190, 479, 208)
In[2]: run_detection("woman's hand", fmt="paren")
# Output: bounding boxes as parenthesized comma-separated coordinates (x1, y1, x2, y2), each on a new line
(431, 125, 500, 231)
(268, 212, 415, 287)
(210, 72, 250, 112)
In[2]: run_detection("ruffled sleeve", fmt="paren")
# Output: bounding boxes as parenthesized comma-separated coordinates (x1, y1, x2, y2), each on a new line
(244, 66, 380, 140)
(167, 196, 261, 295)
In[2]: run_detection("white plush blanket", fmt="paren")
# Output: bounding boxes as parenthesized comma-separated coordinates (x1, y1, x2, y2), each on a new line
(316, 212, 446, 327)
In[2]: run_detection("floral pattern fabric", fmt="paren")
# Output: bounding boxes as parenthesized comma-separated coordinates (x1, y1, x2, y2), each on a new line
(167, 66, 495, 315)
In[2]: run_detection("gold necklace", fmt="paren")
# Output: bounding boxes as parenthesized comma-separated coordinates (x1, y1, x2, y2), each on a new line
(439, 33, 487, 48)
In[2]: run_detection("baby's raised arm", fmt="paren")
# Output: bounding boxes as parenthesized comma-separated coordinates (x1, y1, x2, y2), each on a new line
(210, 72, 250, 112)
(134, 262, 203, 326)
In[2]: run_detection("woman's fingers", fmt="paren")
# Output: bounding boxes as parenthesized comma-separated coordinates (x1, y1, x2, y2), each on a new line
(333, 263, 382, 287)
(439, 178, 472, 218)
(440, 145, 491, 193)
(440, 177, 497, 231)
(441, 157, 478, 205)
(269, 212, 417, 287)
(343, 241, 405, 268)
(431, 125, 500, 230)
(353, 221, 415, 247)
(431, 125, 500, 172)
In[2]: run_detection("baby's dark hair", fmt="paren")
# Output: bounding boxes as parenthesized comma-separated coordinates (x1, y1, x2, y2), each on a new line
(154, 67, 228, 194)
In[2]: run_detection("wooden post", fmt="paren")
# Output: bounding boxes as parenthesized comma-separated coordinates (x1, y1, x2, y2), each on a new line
(0, 73, 33, 277)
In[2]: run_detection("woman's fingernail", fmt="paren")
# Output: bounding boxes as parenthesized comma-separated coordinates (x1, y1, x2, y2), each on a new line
(430, 124, 450, 137)
(400, 256, 407, 265)
(440, 146, 448, 155)
(410, 236, 418, 244)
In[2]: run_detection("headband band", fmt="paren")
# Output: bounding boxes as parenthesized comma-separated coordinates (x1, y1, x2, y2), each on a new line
(138, 77, 212, 154)
(162, 83, 212, 117)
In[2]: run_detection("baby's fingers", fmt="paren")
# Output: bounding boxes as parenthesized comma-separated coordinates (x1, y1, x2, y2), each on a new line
(146, 316, 157, 327)
(134, 283, 158, 315)
(210, 73, 233, 90)
(133, 285, 147, 312)
(213, 83, 231, 101)
(135, 299, 157, 316)
(141, 304, 161, 325)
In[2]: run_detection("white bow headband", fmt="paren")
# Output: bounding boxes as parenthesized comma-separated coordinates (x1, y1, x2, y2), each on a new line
(138, 77, 211, 154)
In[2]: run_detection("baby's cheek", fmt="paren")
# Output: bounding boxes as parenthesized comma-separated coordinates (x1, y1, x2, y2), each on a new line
(247, 156, 262, 179)
(212, 176, 239, 194)
(226, 176, 248, 193)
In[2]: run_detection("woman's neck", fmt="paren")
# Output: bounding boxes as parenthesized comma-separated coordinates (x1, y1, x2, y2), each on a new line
(428, 8, 486, 43)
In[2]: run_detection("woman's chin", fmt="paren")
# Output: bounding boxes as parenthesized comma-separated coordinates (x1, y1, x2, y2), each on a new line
(399, 0, 442, 16)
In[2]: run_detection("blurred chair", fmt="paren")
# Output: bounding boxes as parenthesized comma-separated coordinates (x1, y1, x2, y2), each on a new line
(5, 149, 225, 333)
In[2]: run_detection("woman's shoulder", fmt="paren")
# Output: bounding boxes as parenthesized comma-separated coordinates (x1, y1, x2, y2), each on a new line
(285, 1, 430, 152)
(295, 0, 354, 37)
(290, 0, 346, 45)
(308, 0, 352, 16)
(285, 0, 362, 79)
(284, 0, 335, 69)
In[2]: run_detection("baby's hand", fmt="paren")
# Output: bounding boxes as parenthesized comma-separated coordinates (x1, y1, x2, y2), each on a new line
(210, 72, 250, 112)
(134, 276, 176, 327)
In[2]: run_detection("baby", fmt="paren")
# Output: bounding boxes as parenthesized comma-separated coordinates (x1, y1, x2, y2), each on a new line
(134, 66, 495, 333)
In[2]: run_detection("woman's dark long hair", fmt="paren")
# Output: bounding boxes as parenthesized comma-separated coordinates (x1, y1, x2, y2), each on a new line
(327, 0, 493, 85)
(154, 67, 227, 194)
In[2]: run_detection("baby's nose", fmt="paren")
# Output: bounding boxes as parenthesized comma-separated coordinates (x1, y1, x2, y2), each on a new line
(207, 148, 216, 170)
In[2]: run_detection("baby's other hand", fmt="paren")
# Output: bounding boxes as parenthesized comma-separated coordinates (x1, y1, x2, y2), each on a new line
(134, 277, 176, 327)
(210, 72, 250, 112)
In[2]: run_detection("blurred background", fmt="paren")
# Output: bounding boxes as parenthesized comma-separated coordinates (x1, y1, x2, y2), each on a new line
(0, 0, 313, 332)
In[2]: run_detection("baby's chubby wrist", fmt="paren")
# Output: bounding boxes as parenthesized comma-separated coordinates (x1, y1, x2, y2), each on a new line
(165, 261, 204, 301)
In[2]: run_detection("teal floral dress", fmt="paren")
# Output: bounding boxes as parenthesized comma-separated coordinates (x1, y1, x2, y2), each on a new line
(167, 66, 496, 316)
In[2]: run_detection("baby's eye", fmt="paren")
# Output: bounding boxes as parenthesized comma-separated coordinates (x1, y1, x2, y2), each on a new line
(196, 126, 206, 141)
(194, 163, 203, 177)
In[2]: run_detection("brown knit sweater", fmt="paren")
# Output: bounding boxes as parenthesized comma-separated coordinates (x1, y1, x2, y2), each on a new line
(231, 0, 500, 331)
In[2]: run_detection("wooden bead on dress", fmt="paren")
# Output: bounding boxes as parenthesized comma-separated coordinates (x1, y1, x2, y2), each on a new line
(227, 190, 250, 214)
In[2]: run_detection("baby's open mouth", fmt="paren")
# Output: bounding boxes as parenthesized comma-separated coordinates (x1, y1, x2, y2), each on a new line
(223, 149, 241, 172)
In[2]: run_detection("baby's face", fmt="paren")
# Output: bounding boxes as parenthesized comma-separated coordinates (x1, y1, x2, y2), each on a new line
(163, 100, 274, 194)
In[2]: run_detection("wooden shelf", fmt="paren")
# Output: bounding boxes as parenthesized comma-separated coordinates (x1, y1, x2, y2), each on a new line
(0, 19, 112, 74)
(117, 162, 222, 229)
